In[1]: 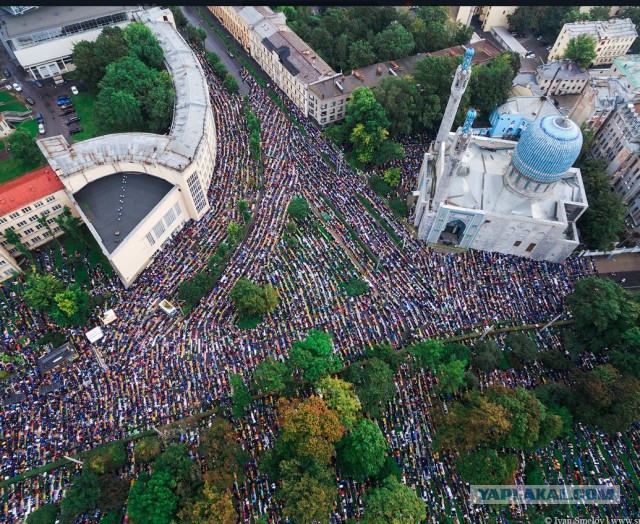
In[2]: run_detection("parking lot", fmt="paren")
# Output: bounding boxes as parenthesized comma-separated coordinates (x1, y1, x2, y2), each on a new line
(515, 33, 551, 63)
(0, 49, 81, 142)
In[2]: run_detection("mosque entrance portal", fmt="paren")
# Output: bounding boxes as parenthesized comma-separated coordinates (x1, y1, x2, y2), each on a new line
(439, 219, 466, 246)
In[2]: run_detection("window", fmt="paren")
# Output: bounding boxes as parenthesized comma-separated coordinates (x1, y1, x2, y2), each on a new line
(51, 204, 62, 211)
(146, 232, 156, 246)
(513, 241, 521, 247)
(9, 212, 20, 219)
(526, 243, 536, 252)
(187, 173, 207, 213)
(16, 220, 27, 227)
(20, 206, 32, 214)
(29, 215, 39, 222)
(163, 207, 177, 228)
(31, 235, 41, 243)
(52, 226, 61, 233)
(45, 196, 55, 203)
(23, 228, 34, 235)
(174, 203, 182, 216)
(152, 220, 166, 239)
(0, 218, 6, 225)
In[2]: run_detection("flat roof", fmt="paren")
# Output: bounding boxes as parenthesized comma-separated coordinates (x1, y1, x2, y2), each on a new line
(74, 173, 173, 253)
(491, 26, 528, 55)
(0, 5, 133, 39)
(0, 166, 63, 215)
(562, 18, 638, 41)
(37, 342, 76, 374)
(537, 60, 589, 81)
(496, 96, 562, 120)
(613, 55, 640, 89)
(310, 39, 501, 100)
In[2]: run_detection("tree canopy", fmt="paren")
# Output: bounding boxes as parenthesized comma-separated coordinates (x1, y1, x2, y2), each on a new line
(468, 53, 519, 118)
(337, 418, 388, 480)
(287, 197, 311, 221)
(7, 128, 42, 164)
(361, 476, 426, 524)
(230, 277, 279, 320)
(123, 22, 165, 70)
(126, 471, 178, 524)
(345, 357, 396, 418)
(317, 376, 362, 430)
(564, 34, 597, 69)
(289, 329, 342, 383)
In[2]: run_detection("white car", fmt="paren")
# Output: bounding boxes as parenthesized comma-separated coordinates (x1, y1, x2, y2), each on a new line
(12, 82, 21, 92)
(38, 123, 45, 134)
(70, 85, 78, 95)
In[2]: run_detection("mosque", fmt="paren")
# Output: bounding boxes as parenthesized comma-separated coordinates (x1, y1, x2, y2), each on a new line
(413, 48, 589, 263)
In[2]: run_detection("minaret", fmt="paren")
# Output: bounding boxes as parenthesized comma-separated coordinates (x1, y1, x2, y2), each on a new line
(433, 47, 474, 154)
(431, 109, 477, 212)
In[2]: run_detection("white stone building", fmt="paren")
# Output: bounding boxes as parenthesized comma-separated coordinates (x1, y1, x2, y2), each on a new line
(0, 6, 136, 80)
(36, 8, 216, 287)
(536, 60, 590, 96)
(548, 19, 637, 67)
(477, 6, 517, 33)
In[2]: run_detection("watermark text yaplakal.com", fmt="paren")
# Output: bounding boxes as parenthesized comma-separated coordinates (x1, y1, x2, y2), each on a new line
(470, 485, 620, 505)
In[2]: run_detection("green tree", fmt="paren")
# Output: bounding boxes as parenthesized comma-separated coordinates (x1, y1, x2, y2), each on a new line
(26, 504, 58, 524)
(382, 167, 401, 188)
(621, 7, 640, 53)
(564, 34, 597, 68)
(253, 356, 290, 395)
(223, 74, 239, 94)
(207, 51, 221, 68)
(375, 77, 420, 135)
(199, 418, 247, 490)
(472, 338, 503, 372)
(54, 206, 85, 244)
(169, 6, 188, 28)
(374, 24, 415, 61)
(134, 436, 162, 464)
(230, 277, 279, 320)
(185, 24, 207, 51)
(72, 27, 129, 92)
(589, 6, 611, 21)
(50, 286, 91, 327)
(289, 329, 342, 383)
(230, 373, 251, 419)
(7, 128, 42, 164)
(409, 339, 447, 371)
(212, 61, 228, 79)
(436, 359, 467, 395)
(337, 418, 388, 480)
(85, 441, 127, 475)
(123, 22, 165, 70)
(507, 6, 546, 36)
(345, 358, 396, 418)
(95, 87, 143, 133)
(153, 444, 202, 502)
(287, 197, 310, 221)
(469, 53, 517, 118)
(23, 274, 64, 312)
(60, 472, 100, 524)
(317, 376, 362, 429)
(567, 277, 640, 352)
(177, 481, 238, 524)
(363, 342, 406, 372)
(577, 158, 625, 250)
(455, 449, 518, 484)
(144, 70, 175, 133)
(126, 471, 178, 524)
(277, 396, 345, 465)
(349, 40, 377, 70)
(279, 459, 336, 524)
(505, 332, 538, 370)
(361, 476, 426, 524)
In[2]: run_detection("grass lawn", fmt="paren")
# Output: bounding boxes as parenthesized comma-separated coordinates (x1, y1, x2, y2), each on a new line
(0, 141, 4, 151)
(16, 119, 39, 138)
(69, 92, 99, 142)
(0, 91, 15, 103)
(0, 154, 45, 184)
(0, 101, 29, 112)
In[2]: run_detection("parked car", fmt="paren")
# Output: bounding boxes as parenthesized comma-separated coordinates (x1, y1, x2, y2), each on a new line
(69, 126, 83, 135)
(546, 46, 552, 51)
(2, 68, 10, 77)
(35, 113, 44, 124)
(38, 123, 45, 134)
(12, 82, 22, 92)
(56, 98, 71, 106)
(66, 116, 80, 124)
(58, 102, 73, 109)
(526, 51, 536, 58)
(33, 79, 43, 88)
(227, 48, 234, 58)
(60, 108, 75, 116)
(57, 94, 69, 100)
(25, 96, 35, 105)
(70, 86, 79, 95)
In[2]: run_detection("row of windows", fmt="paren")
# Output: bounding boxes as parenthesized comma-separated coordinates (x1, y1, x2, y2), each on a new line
(187, 173, 207, 213)
(2, 196, 57, 223)
(147, 203, 183, 247)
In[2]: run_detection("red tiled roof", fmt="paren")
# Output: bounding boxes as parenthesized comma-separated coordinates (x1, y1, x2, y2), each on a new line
(0, 166, 64, 216)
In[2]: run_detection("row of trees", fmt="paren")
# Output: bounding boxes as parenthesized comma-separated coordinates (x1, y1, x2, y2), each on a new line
(207, 52, 239, 94)
(72, 24, 175, 134)
(279, 6, 472, 73)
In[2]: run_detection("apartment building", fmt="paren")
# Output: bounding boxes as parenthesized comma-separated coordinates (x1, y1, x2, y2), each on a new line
(308, 40, 500, 126)
(0, 166, 79, 281)
(591, 102, 640, 233)
(209, 6, 338, 123)
(477, 6, 517, 33)
(536, 60, 590, 96)
(549, 19, 637, 67)
(0, 5, 136, 80)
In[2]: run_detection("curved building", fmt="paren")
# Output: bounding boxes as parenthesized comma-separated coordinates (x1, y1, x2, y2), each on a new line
(37, 7, 216, 287)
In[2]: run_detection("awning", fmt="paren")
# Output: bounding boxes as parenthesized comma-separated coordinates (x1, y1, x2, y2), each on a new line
(86, 326, 104, 343)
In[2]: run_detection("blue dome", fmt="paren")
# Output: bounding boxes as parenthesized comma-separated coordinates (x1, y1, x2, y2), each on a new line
(512, 115, 582, 184)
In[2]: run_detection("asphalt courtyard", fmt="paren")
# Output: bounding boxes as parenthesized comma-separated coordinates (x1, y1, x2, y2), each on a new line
(594, 253, 640, 292)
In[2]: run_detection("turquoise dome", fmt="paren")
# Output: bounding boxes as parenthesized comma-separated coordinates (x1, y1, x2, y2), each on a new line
(512, 115, 582, 184)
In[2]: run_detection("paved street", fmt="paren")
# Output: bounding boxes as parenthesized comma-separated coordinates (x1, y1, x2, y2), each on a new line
(594, 253, 640, 292)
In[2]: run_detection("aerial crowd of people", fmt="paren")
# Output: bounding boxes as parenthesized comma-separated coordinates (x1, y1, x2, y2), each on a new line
(1, 29, 638, 524)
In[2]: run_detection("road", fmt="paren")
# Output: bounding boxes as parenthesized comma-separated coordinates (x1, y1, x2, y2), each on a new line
(181, 6, 270, 96)
(0, 45, 76, 142)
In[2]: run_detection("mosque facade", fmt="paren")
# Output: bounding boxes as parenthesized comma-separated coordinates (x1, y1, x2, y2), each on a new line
(413, 48, 589, 263)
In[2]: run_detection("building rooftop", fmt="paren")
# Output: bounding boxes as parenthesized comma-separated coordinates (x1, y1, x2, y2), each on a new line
(443, 135, 585, 223)
(560, 18, 638, 41)
(495, 96, 562, 121)
(263, 28, 335, 83)
(38, 7, 211, 178)
(0, 166, 63, 215)
(537, 60, 590, 82)
(309, 39, 501, 100)
(613, 55, 640, 89)
(491, 26, 529, 55)
(74, 173, 173, 254)
(0, 5, 132, 39)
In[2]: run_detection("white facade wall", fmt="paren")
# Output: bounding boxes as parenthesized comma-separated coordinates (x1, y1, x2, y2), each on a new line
(478, 6, 517, 33)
